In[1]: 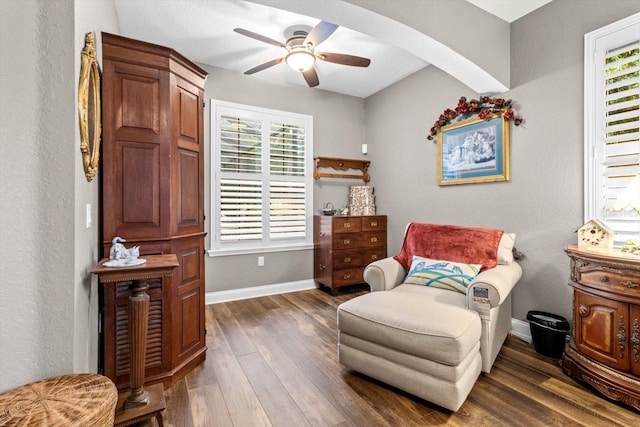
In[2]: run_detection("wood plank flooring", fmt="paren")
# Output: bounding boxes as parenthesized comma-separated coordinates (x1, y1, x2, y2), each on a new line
(140, 286, 639, 426)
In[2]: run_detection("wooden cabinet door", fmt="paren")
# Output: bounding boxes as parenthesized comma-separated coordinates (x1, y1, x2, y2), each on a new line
(575, 290, 630, 371)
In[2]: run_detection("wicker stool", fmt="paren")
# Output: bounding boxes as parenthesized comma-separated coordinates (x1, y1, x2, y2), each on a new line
(0, 373, 117, 426)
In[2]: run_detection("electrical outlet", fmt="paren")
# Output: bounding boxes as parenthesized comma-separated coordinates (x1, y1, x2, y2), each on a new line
(258, 256, 264, 267)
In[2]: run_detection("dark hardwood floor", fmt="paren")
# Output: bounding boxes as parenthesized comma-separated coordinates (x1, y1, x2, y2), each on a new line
(141, 286, 639, 426)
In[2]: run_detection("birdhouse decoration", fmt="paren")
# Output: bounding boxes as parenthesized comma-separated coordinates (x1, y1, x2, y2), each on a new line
(578, 219, 614, 249)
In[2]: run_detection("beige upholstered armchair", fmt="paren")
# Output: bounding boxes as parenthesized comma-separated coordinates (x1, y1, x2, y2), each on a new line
(337, 223, 522, 411)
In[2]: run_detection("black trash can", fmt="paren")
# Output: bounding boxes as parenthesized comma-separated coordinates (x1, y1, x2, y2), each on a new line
(527, 311, 570, 358)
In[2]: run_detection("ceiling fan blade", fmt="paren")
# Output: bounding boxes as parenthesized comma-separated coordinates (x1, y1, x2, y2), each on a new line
(304, 21, 338, 48)
(302, 67, 319, 87)
(244, 57, 285, 75)
(317, 52, 371, 67)
(234, 28, 286, 48)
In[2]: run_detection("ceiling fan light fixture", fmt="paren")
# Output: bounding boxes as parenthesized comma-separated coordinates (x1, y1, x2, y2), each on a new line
(285, 49, 315, 72)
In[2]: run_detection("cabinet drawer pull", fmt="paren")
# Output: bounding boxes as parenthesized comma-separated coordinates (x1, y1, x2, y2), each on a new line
(621, 280, 639, 288)
(370, 221, 378, 227)
(632, 319, 639, 363)
(579, 305, 589, 316)
(599, 276, 609, 282)
(319, 264, 326, 271)
(371, 254, 378, 260)
(343, 239, 351, 245)
(343, 223, 351, 229)
(618, 317, 626, 357)
(370, 237, 378, 243)
(343, 273, 351, 279)
(344, 257, 352, 263)
(319, 232, 325, 237)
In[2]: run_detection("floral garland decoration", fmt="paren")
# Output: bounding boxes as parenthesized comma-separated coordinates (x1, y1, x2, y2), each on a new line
(427, 96, 523, 141)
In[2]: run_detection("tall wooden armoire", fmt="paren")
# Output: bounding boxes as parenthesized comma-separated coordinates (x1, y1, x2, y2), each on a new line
(99, 32, 207, 389)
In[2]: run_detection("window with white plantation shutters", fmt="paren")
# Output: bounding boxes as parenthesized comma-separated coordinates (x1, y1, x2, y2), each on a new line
(211, 100, 313, 254)
(585, 13, 640, 245)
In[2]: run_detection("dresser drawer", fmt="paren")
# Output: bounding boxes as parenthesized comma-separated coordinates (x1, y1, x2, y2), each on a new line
(361, 216, 387, 231)
(362, 248, 387, 265)
(333, 234, 363, 250)
(361, 231, 386, 248)
(333, 252, 363, 269)
(332, 268, 364, 286)
(578, 264, 640, 297)
(332, 217, 361, 233)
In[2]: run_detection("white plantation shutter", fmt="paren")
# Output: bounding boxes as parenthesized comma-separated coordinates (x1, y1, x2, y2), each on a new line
(270, 122, 307, 240)
(212, 100, 313, 253)
(586, 14, 640, 245)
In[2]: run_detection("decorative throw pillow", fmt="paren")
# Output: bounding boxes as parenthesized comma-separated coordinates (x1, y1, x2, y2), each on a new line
(498, 233, 516, 265)
(403, 256, 482, 294)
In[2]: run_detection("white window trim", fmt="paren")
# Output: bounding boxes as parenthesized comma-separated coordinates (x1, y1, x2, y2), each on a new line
(209, 99, 314, 256)
(584, 12, 640, 244)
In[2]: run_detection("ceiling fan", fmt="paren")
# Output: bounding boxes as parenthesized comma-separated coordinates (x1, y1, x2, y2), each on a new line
(233, 21, 371, 88)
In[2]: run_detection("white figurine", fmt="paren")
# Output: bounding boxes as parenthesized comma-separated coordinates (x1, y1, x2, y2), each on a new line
(109, 237, 140, 260)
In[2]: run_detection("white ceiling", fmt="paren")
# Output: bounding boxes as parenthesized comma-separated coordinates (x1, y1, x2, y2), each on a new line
(114, 0, 552, 98)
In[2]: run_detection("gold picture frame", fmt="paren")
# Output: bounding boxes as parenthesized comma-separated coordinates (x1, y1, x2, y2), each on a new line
(78, 32, 101, 182)
(437, 113, 510, 186)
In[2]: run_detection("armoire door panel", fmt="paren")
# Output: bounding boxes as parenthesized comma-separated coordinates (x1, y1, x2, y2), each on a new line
(177, 244, 200, 284)
(120, 77, 160, 132)
(119, 143, 161, 227)
(178, 87, 198, 141)
(177, 284, 203, 358)
(178, 149, 200, 228)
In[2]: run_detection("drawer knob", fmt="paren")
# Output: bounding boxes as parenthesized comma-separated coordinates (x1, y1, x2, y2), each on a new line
(371, 254, 378, 260)
(343, 223, 351, 228)
(371, 221, 378, 227)
(370, 237, 378, 243)
(599, 276, 609, 282)
(319, 264, 326, 271)
(344, 257, 352, 263)
(579, 305, 589, 316)
(343, 273, 351, 279)
(343, 239, 351, 245)
(621, 280, 639, 289)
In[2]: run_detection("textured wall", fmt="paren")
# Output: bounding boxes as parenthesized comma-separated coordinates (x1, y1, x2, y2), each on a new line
(0, 0, 76, 392)
(0, 0, 119, 393)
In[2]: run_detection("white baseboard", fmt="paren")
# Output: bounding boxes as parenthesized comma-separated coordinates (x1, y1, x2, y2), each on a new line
(207, 282, 534, 345)
(205, 279, 317, 305)
(510, 318, 532, 343)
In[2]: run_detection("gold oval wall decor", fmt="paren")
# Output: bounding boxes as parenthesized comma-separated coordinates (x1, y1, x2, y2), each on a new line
(78, 32, 101, 182)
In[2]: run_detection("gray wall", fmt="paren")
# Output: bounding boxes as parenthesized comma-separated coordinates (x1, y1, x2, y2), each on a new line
(202, 65, 367, 292)
(0, 0, 119, 393)
(364, 0, 640, 322)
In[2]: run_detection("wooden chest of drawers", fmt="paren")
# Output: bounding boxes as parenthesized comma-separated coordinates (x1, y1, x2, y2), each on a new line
(563, 245, 640, 411)
(314, 215, 387, 292)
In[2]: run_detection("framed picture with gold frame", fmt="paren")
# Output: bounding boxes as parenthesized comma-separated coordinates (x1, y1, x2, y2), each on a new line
(437, 113, 510, 186)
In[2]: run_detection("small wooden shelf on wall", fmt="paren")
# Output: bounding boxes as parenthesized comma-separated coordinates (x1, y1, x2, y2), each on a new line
(314, 157, 370, 182)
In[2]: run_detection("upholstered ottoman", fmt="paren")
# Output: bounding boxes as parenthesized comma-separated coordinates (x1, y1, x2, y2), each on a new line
(337, 286, 483, 411)
(0, 373, 118, 426)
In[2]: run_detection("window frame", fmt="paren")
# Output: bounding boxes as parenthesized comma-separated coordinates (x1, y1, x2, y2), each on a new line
(584, 12, 640, 245)
(209, 99, 314, 256)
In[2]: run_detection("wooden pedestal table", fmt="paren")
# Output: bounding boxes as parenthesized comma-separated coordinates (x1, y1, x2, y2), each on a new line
(92, 254, 179, 427)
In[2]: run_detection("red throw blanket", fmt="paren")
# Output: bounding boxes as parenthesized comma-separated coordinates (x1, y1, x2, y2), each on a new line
(393, 223, 504, 272)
